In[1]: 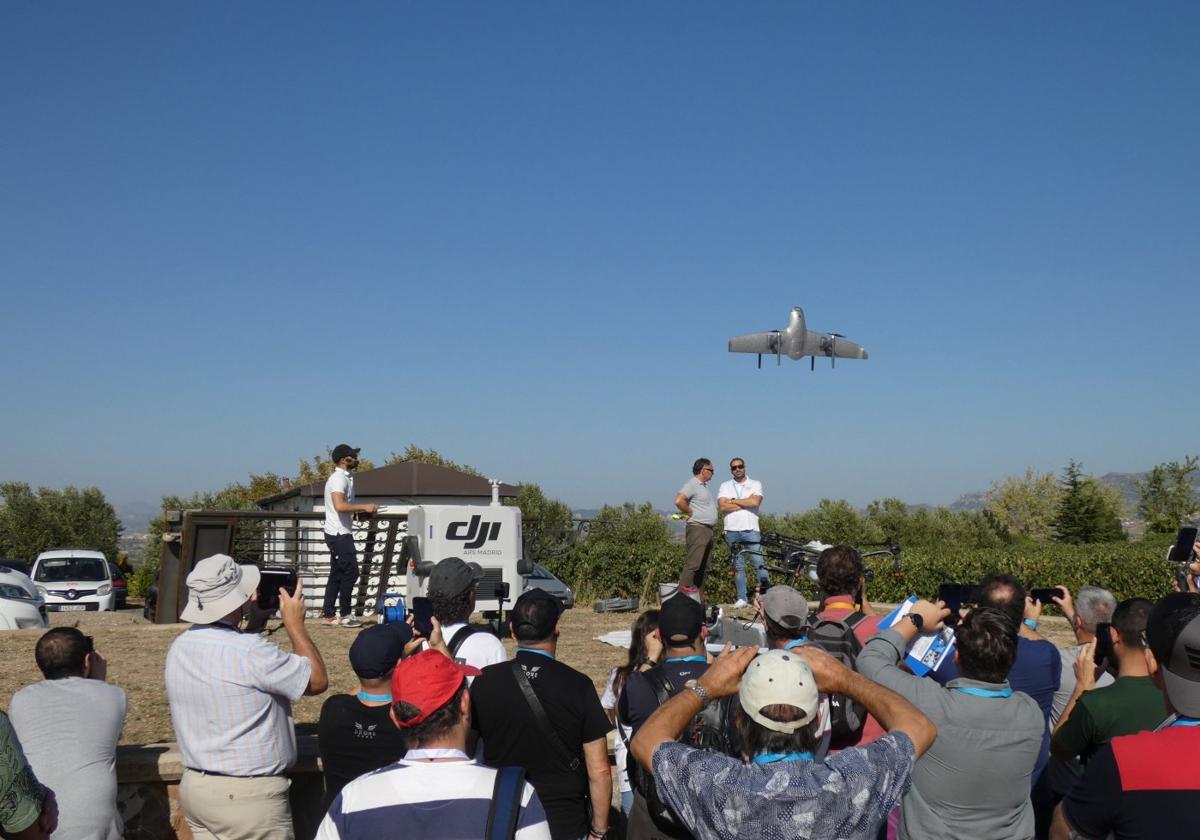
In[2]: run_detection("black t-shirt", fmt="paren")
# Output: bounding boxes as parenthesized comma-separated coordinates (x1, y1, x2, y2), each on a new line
(317, 694, 408, 810)
(470, 651, 613, 840)
(1063, 725, 1200, 839)
(619, 659, 710, 733)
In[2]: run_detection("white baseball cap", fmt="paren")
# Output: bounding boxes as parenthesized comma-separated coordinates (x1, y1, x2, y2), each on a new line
(738, 649, 820, 733)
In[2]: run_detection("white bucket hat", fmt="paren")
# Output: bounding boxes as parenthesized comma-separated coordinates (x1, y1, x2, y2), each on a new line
(180, 554, 261, 624)
(739, 649, 821, 733)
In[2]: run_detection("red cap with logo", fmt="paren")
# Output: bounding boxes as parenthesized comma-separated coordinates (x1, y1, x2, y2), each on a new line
(390, 649, 482, 728)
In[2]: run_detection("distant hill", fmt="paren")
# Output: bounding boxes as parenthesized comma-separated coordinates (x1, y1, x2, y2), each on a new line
(949, 469, 1200, 515)
(115, 501, 158, 533)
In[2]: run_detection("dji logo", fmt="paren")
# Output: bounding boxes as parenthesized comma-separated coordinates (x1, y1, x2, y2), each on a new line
(446, 515, 501, 549)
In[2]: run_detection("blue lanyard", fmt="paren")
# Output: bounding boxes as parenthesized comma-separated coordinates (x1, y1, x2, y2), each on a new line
(784, 638, 808, 650)
(517, 648, 555, 660)
(753, 752, 813, 765)
(357, 691, 392, 702)
(951, 686, 1013, 698)
(1171, 716, 1200, 727)
(666, 655, 707, 663)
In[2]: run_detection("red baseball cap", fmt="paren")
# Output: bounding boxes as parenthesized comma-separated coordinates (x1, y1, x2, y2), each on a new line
(390, 649, 482, 728)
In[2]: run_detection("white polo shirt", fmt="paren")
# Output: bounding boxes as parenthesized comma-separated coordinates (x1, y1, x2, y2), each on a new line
(718, 477, 763, 532)
(324, 468, 354, 536)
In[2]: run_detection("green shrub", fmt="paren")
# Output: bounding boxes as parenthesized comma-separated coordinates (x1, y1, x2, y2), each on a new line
(128, 560, 159, 598)
(548, 526, 1174, 609)
(849, 542, 1171, 611)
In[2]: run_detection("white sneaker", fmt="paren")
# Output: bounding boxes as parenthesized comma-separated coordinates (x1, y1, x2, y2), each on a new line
(731, 599, 749, 609)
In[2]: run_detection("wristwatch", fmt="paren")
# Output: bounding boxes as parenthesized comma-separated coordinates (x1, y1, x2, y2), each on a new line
(907, 612, 924, 632)
(684, 679, 712, 705)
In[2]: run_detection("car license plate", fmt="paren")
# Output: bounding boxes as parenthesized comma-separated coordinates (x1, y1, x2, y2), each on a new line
(59, 604, 87, 611)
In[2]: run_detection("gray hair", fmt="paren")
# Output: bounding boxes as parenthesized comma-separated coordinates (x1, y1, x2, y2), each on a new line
(1074, 586, 1117, 632)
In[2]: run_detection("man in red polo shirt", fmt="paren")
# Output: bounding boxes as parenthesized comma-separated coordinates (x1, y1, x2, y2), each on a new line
(812, 545, 885, 747)
(1051, 592, 1200, 840)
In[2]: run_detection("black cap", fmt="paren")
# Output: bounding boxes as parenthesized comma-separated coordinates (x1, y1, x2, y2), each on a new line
(510, 587, 564, 642)
(659, 594, 706, 645)
(331, 444, 361, 462)
(348, 622, 412, 678)
(428, 556, 484, 598)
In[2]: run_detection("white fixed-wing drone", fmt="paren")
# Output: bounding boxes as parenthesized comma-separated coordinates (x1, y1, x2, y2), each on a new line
(728, 306, 868, 369)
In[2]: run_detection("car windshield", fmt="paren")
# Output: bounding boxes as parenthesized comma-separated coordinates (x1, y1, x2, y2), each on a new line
(36, 558, 107, 582)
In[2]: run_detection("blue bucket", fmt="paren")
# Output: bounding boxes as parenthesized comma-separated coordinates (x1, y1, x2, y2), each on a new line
(378, 593, 406, 624)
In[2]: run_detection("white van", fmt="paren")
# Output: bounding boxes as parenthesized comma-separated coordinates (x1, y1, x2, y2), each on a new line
(0, 565, 48, 629)
(31, 549, 116, 612)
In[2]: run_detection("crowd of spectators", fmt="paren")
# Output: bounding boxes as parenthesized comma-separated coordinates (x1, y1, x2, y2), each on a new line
(5, 543, 1200, 840)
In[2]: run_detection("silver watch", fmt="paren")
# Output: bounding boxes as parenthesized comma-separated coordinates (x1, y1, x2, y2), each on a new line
(684, 679, 711, 705)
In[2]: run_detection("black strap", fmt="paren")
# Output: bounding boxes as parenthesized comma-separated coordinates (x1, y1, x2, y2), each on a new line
(510, 661, 582, 773)
(448, 625, 479, 657)
(486, 765, 527, 840)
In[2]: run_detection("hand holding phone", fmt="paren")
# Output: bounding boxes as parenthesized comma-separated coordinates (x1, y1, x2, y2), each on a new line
(257, 567, 299, 611)
(1030, 588, 1063, 607)
(410, 596, 434, 638)
(1093, 621, 1114, 667)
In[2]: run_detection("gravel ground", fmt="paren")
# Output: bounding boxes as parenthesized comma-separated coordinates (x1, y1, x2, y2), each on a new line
(0, 602, 1075, 745)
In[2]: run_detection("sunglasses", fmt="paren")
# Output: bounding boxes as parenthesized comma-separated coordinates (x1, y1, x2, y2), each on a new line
(731, 464, 745, 470)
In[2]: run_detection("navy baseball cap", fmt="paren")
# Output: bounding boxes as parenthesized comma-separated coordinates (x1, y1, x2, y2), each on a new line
(348, 622, 412, 678)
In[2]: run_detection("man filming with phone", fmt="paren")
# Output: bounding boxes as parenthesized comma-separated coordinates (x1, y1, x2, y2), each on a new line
(166, 553, 329, 840)
(1051, 598, 1166, 765)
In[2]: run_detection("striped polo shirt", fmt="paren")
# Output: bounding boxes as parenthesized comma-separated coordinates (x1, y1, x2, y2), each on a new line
(317, 757, 551, 840)
(165, 624, 311, 776)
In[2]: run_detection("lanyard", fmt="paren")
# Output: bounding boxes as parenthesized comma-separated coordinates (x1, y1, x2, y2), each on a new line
(667, 655, 707, 663)
(517, 648, 555, 660)
(405, 748, 469, 762)
(1171, 716, 1200, 727)
(951, 686, 1013, 698)
(753, 752, 813, 765)
(784, 638, 808, 650)
(824, 602, 856, 612)
(357, 691, 392, 703)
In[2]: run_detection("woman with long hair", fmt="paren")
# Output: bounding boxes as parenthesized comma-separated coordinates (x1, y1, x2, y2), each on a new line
(600, 608, 661, 817)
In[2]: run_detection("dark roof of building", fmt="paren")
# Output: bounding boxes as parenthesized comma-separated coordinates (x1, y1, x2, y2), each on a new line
(256, 462, 519, 507)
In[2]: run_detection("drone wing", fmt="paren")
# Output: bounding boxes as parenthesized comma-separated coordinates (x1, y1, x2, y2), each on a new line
(801, 331, 868, 360)
(728, 331, 783, 354)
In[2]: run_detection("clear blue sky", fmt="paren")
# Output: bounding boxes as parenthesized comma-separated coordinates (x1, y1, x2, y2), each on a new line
(2, 2, 1197, 516)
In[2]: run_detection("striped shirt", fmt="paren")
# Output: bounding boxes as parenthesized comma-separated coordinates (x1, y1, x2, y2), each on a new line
(317, 758, 552, 840)
(165, 624, 311, 776)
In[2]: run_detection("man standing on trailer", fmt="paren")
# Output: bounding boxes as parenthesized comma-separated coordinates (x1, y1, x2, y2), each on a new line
(675, 458, 717, 596)
(322, 443, 378, 628)
(717, 457, 765, 609)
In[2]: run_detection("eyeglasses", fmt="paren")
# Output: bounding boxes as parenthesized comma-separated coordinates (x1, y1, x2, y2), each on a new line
(702, 466, 714, 472)
(731, 464, 745, 470)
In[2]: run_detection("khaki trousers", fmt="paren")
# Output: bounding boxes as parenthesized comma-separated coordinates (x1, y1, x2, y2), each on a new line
(180, 769, 294, 840)
(679, 523, 714, 590)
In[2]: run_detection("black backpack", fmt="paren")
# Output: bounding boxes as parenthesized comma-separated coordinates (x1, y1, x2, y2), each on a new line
(624, 666, 733, 838)
(448, 625, 481, 661)
(808, 612, 869, 743)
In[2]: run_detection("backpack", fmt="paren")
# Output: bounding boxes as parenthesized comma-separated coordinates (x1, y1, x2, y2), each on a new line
(448, 625, 481, 660)
(808, 612, 869, 743)
(624, 666, 733, 838)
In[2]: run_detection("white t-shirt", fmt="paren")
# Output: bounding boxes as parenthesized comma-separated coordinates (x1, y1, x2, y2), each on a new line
(438, 622, 509, 671)
(718, 477, 763, 532)
(601, 668, 633, 794)
(324, 468, 354, 536)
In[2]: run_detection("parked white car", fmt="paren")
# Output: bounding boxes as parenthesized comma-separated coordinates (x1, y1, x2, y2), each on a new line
(32, 549, 116, 612)
(0, 565, 49, 629)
